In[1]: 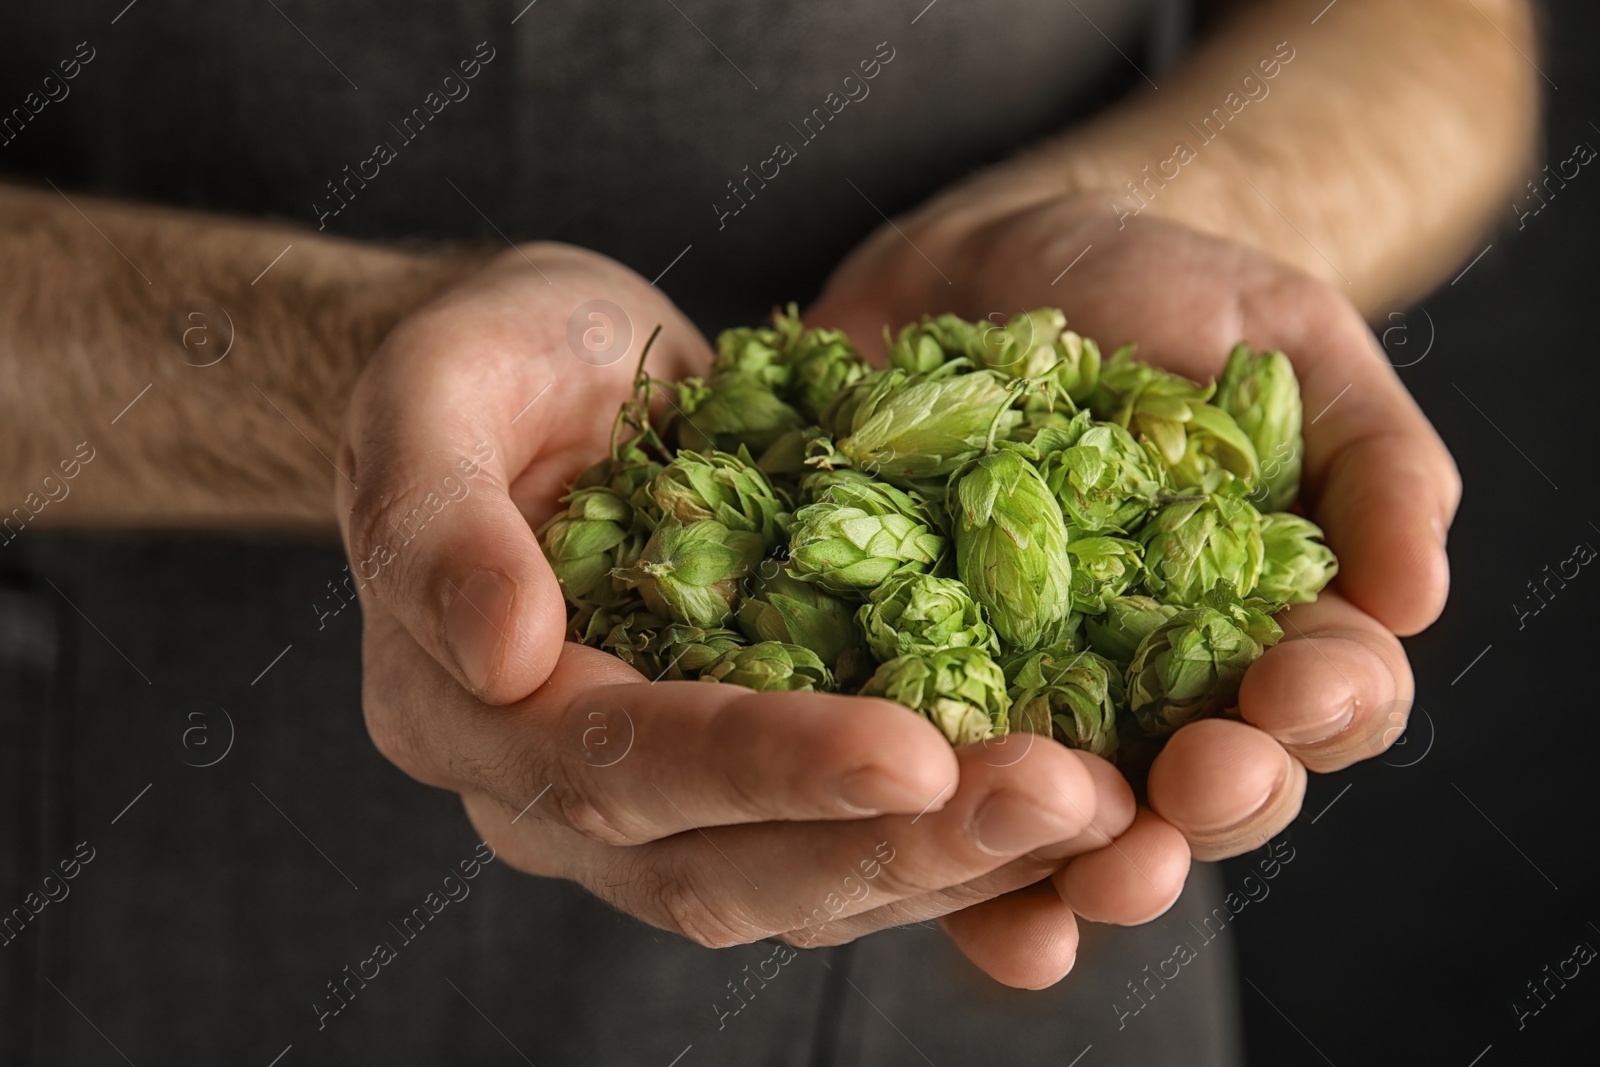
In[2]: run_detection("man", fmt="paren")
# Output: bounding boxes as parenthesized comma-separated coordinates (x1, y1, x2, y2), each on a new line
(0, 1, 1536, 1063)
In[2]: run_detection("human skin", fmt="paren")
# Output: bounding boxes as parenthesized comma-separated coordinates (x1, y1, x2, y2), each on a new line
(0, 0, 1538, 991)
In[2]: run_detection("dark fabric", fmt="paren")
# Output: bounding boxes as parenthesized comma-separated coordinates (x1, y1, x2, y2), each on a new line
(0, 2, 1247, 1063)
(4, 0, 1161, 328)
(2, 532, 1242, 1066)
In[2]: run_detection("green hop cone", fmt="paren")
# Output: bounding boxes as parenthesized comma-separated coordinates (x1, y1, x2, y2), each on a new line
(1036, 410, 1165, 533)
(537, 486, 640, 606)
(613, 516, 764, 628)
(975, 308, 1068, 380)
(1138, 485, 1265, 606)
(711, 323, 791, 389)
(1125, 585, 1283, 736)
(641, 449, 789, 547)
(835, 365, 1021, 484)
(597, 610, 746, 680)
(699, 641, 834, 692)
(783, 326, 872, 423)
(860, 646, 1011, 746)
(648, 623, 747, 680)
(1215, 343, 1303, 511)
(949, 448, 1074, 651)
(575, 601, 653, 650)
(816, 369, 889, 441)
(787, 481, 946, 597)
(1091, 349, 1259, 490)
(1084, 595, 1178, 666)
(857, 571, 999, 661)
(1003, 645, 1123, 759)
(1051, 329, 1103, 404)
(796, 464, 877, 504)
(888, 313, 983, 373)
(588, 605, 666, 670)
(676, 373, 806, 456)
(1254, 512, 1338, 607)
(572, 437, 665, 500)
(1065, 535, 1145, 614)
(736, 567, 869, 680)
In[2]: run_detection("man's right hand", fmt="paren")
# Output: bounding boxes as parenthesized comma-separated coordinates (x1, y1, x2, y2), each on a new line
(335, 244, 1186, 988)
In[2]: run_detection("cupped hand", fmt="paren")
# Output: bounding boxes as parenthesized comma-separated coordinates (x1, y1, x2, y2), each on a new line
(808, 186, 1455, 929)
(333, 242, 1172, 991)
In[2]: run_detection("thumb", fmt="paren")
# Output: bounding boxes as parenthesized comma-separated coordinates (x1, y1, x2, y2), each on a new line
(338, 341, 569, 706)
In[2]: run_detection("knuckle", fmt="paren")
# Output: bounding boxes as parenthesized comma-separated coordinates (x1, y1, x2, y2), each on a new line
(360, 680, 436, 786)
(621, 858, 770, 950)
(857, 854, 940, 899)
(544, 773, 644, 846)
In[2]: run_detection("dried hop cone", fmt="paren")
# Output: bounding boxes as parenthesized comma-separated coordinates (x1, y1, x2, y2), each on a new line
(1035, 410, 1164, 534)
(699, 641, 834, 692)
(1254, 511, 1338, 608)
(1126, 585, 1283, 736)
(640, 449, 789, 547)
(834, 365, 1021, 484)
(1215, 343, 1304, 512)
(1003, 645, 1124, 759)
(736, 566, 868, 676)
(950, 448, 1074, 651)
(613, 516, 765, 629)
(787, 480, 946, 597)
(860, 646, 1011, 747)
(537, 486, 641, 607)
(857, 571, 999, 661)
(1138, 486, 1265, 606)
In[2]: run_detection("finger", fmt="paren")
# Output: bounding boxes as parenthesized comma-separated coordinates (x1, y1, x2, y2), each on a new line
(940, 880, 1081, 990)
(1055, 808, 1190, 925)
(1132, 288, 1458, 638)
(1146, 719, 1306, 862)
(1275, 313, 1459, 637)
(781, 752, 1137, 943)
(338, 253, 713, 704)
(364, 631, 960, 844)
(1239, 592, 1414, 772)
(579, 740, 1100, 948)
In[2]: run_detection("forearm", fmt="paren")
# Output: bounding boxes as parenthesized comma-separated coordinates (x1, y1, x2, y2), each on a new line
(998, 0, 1542, 311)
(0, 183, 486, 526)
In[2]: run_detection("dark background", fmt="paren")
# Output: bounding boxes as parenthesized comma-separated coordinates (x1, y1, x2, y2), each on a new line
(1222, 1, 1600, 1063)
(2, 1, 1597, 1064)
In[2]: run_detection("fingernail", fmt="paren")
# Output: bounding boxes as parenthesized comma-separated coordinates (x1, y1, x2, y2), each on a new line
(838, 769, 934, 815)
(445, 570, 514, 692)
(1277, 697, 1355, 747)
(972, 794, 1079, 857)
